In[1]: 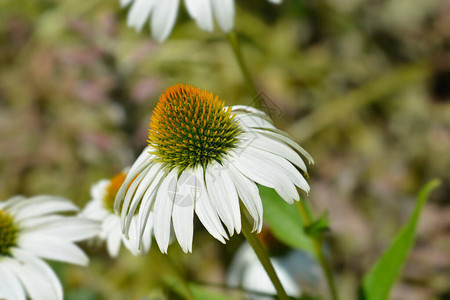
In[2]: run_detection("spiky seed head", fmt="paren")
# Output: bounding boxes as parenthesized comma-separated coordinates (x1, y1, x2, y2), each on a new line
(148, 84, 241, 171)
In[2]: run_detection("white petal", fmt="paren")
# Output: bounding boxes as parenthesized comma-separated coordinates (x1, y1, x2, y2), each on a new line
(12, 196, 78, 222)
(231, 105, 269, 117)
(244, 132, 307, 172)
(211, 0, 234, 32)
(10, 249, 62, 300)
(136, 170, 164, 244)
(0, 262, 26, 300)
(106, 219, 122, 257)
(185, 0, 214, 32)
(120, 165, 152, 235)
(25, 217, 100, 242)
(123, 163, 162, 236)
(253, 128, 314, 164)
(81, 199, 109, 221)
(151, 0, 180, 42)
(18, 235, 89, 265)
(193, 167, 228, 243)
(153, 169, 178, 253)
(115, 148, 153, 213)
(267, 0, 283, 3)
(205, 163, 240, 235)
(90, 180, 109, 202)
(120, 0, 133, 7)
(140, 213, 154, 254)
(127, 0, 156, 32)
(250, 147, 310, 193)
(228, 164, 263, 232)
(231, 147, 298, 204)
(237, 113, 277, 131)
(172, 171, 195, 253)
(1, 195, 26, 210)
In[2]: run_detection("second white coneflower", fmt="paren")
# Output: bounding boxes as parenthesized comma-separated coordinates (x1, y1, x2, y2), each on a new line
(115, 83, 312, 254)
(121, 0, 284, 42)
(82, 171, 153, 257)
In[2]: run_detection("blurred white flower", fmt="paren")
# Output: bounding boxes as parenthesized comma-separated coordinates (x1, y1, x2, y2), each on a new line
(81, 172, 153, 257)
(0, 195, 99, 300)
(115, 84, 312, 254)
(227, 243, 302, 300)
(120, 0, 284, 42)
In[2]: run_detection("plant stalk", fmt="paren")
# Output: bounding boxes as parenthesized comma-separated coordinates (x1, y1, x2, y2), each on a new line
(296, 200, 339, 300)
(227, 31, 259, 98)
(241, 215, 290, 300)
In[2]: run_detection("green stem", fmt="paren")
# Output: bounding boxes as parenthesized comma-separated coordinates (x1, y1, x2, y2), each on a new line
(226, 31, 259, 98)
(241, 215, 290, 300)
(296, 200, 339, 300)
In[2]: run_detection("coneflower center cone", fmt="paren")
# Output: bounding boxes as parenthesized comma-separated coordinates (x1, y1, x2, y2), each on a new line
(148, 84, 241, 171)
(0, 209, 18, 256)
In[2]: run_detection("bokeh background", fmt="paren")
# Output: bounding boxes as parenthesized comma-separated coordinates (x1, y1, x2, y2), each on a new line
(0, 0, 449, 299)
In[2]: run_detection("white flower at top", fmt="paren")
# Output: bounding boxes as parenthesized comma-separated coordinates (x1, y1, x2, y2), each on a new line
(120, 0, 284, 42)
(81, 172, 153, 257)
(0, 195, 99, 300)
(115, 84, 313, 254)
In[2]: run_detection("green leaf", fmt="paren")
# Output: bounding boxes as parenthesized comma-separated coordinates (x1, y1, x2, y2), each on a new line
(259, 185, 316, 257)
(360, 179, 441, 300)
(305, 211, 330, 238)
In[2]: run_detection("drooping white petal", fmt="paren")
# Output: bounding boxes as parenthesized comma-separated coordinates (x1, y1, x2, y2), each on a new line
(120, 166, 151, 234)
(231, 147, 299, 204)
(124, 163, 163, 236)
(115, 147, 153, 213)
(139, 213, 154, 253)
(205, 163, 241, 235)
(228, 164, 263, 232)
(0, 262, 26, 300)
(151, 0, 180, 42)
(193, 166, 228, 243)
(127, 0, 156, 32)
(105, 218, 122, 257)
(185, 0, 214, 32)
(172, 170, 195, 253)
(237, 113, 277, 131)
(18, 235, 89, 266)
(230, 105, 270, 118)
(250, 147, 310, 193)
(211, 0, 234, 32)
(153, 169, 178, 253)
(244, 132, 307, 172)
(136, 168, 165, 244)
(267, 0, 283, 3)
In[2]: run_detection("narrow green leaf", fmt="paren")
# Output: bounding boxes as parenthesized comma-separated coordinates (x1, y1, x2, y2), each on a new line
(259, 185, 316, 257)
(361, 179, 441, 300)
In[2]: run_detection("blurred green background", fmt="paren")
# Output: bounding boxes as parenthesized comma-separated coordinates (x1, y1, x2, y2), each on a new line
(0, 0, 449, 299)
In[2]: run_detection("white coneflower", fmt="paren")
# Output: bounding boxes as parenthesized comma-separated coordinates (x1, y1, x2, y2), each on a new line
(120, 0, 284, 42)
(115, 83, 312, 254)
(82, 172, 153, 257)
(0, 196, 99, 300)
